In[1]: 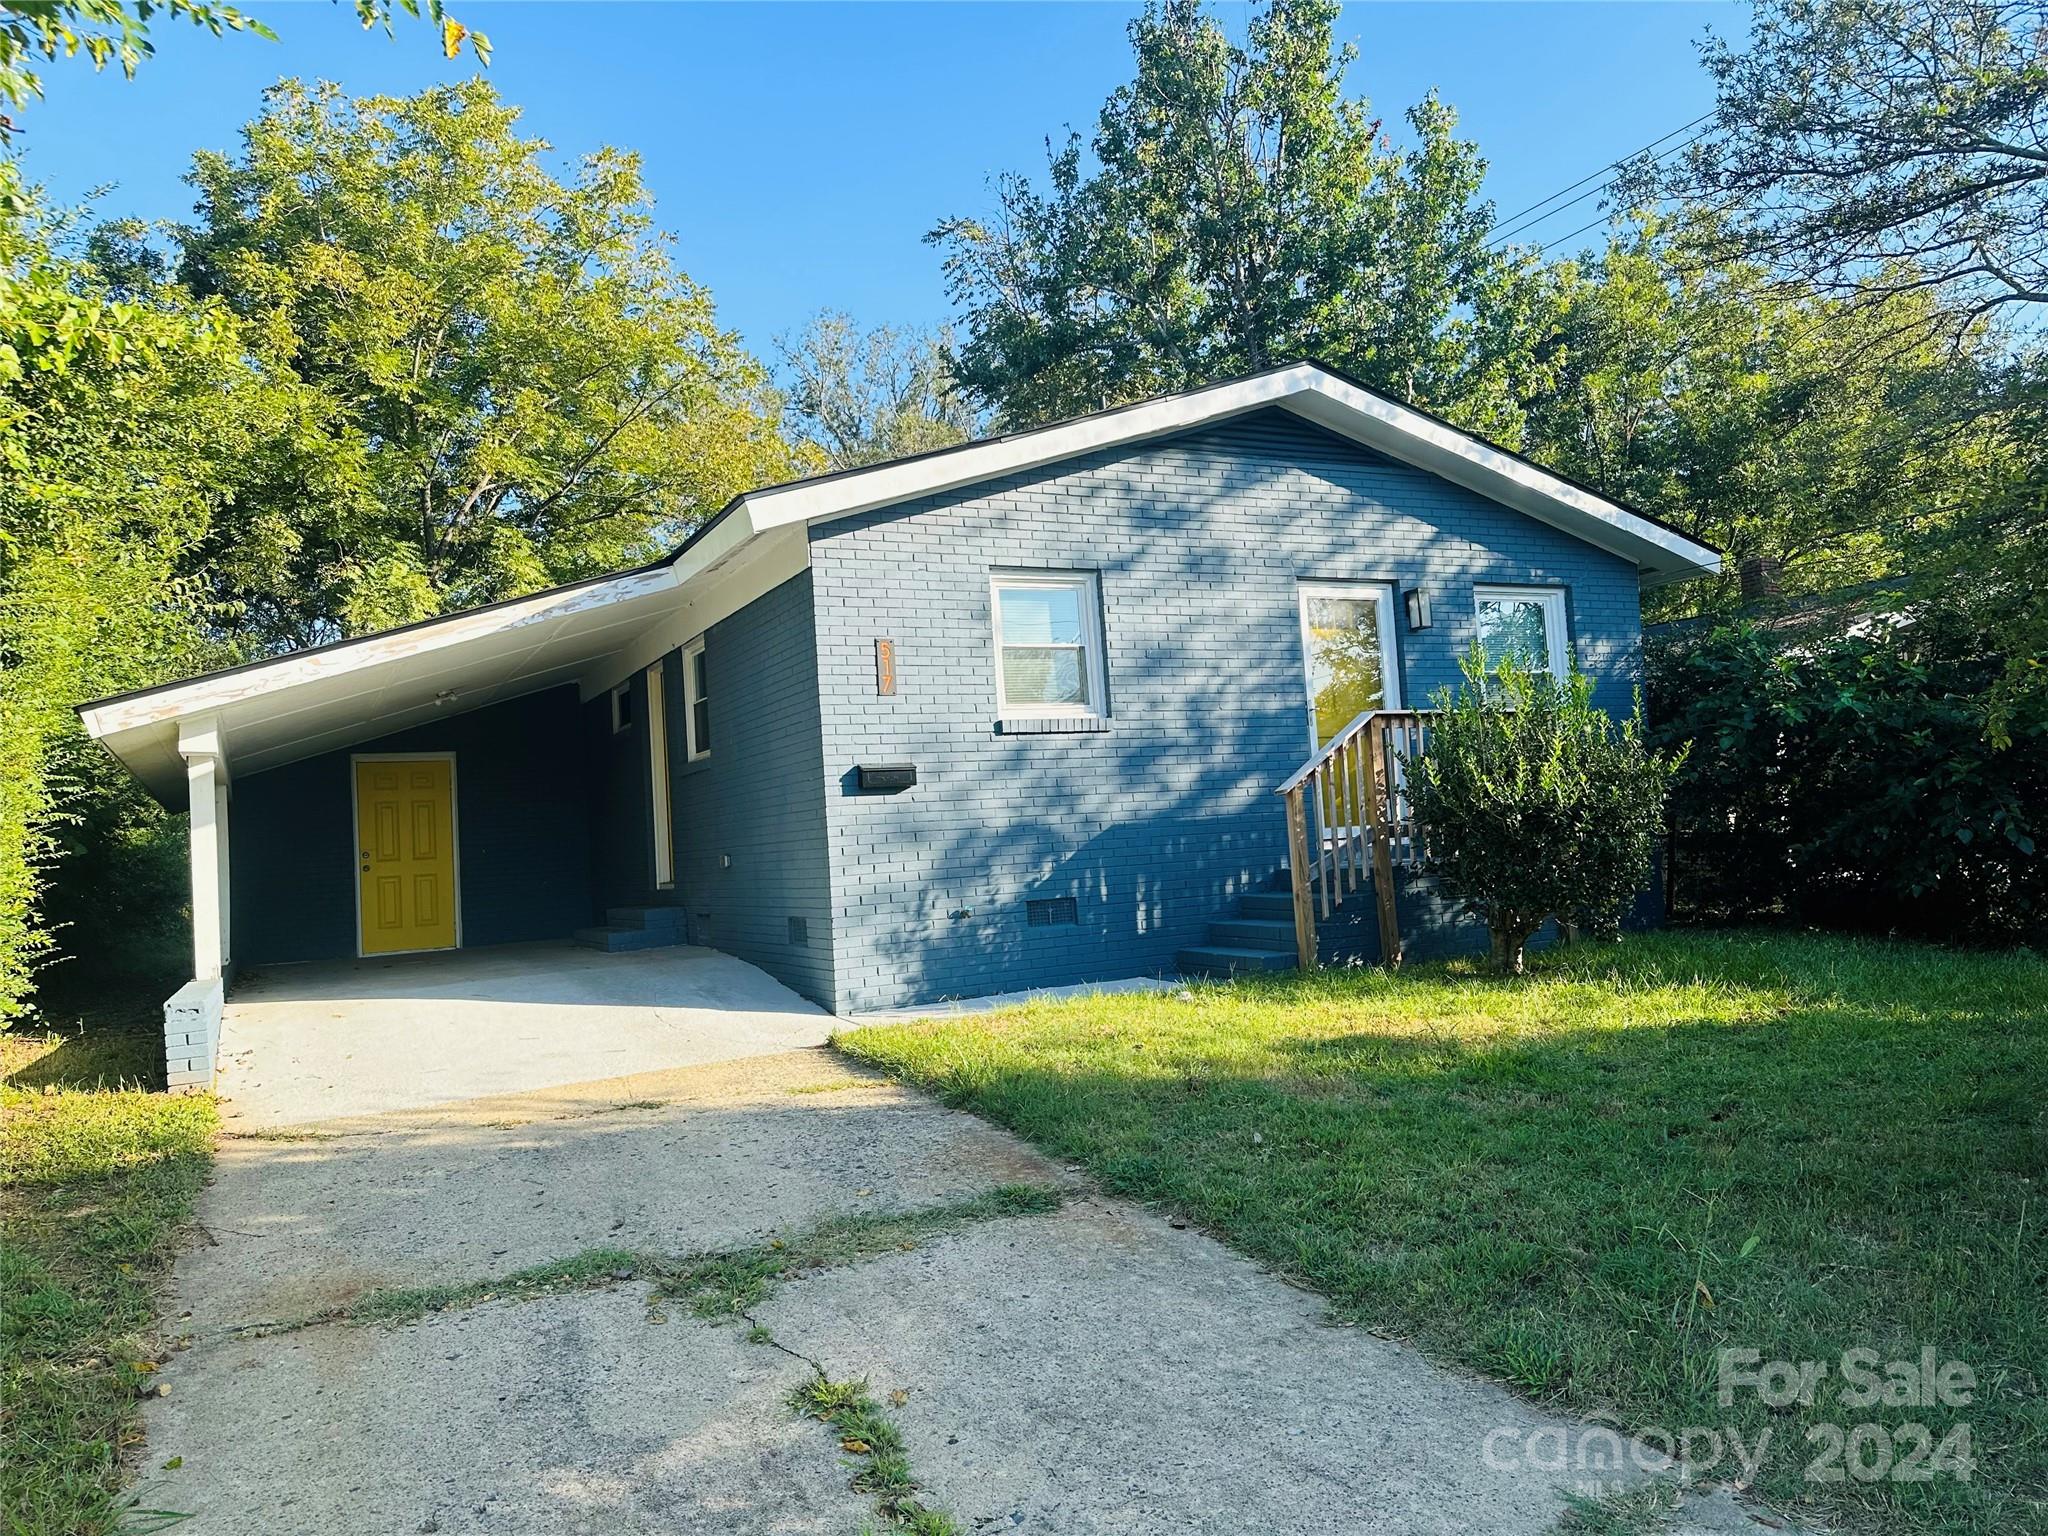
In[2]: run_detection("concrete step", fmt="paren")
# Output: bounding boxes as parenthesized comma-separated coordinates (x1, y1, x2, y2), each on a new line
(1175, 945, 1297, 979)
(605, 906, 687, 932)
(1206, 917, 1298, 951)
(1236, 891, 1297, 920)
(573, 924, 682, 953)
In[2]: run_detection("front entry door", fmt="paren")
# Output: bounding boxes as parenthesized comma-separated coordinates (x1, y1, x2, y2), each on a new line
(1296, 583, 1401, 839)
(354, 758, 458, 956)
(1297, 582, 1400, 750)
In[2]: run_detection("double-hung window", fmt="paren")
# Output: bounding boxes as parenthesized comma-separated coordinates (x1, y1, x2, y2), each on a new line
(1473, 585, 1571, 685)
(682, 637, 711, 760)
(990, 572, 1107, 719)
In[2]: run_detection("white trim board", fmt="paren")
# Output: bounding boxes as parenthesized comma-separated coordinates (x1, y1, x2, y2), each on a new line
(80, 362, 1718, 803)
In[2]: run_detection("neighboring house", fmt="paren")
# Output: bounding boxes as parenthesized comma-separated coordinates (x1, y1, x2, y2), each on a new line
(78, 362, 1720, 1086)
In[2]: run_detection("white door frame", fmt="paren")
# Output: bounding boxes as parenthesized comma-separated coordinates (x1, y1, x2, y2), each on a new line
(349, 750, 464, 959)
(1295, 580, 1402, 756)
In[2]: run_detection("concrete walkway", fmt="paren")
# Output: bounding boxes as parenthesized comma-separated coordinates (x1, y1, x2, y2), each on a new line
(143, 992, 1772, 1533)
(217, 942, 834, 1128)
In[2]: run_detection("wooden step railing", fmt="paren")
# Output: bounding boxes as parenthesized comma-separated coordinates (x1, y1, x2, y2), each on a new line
(1274, 709, 1434, 971)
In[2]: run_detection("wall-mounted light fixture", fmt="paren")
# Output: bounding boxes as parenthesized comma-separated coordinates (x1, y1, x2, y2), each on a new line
(1404, 587, 1433, 631)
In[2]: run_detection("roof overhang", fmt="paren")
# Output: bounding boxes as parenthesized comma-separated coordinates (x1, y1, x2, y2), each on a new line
(732, 361, 1721, 587)
(81, 362, 1718, 805)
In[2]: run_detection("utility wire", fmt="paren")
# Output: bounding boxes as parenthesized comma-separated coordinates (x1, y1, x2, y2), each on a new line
(1487, 129, 1709, 249)
(1485, 110, 1717, 250)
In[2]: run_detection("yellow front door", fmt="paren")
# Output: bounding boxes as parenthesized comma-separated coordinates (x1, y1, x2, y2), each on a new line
(355, 758, 457, 955)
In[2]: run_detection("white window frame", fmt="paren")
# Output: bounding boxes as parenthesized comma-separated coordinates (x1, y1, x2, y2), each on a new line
(681, 636, 711, 762)
(1473, 584, 1571, 685)
(610, 682, 632, 734)
(990, 571, 1108, 720)
(645, 661, 675, 889)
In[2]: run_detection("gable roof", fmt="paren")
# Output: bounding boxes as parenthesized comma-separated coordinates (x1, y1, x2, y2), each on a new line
(80, 360, 1720, 803)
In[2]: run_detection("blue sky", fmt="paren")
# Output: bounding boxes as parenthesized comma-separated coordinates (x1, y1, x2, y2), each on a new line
(20, 2, 1734, 358)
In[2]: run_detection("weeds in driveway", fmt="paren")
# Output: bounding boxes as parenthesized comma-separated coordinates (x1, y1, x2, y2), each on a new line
(253, 1183, 1065, 1335)
(2, 1026, 215, 1536)
(789, 1375, 960, 1535)
(836, 930, 2048, 1536)
(655, 1184, 1061, 1320)
(1552, 1481, 1680, 1535)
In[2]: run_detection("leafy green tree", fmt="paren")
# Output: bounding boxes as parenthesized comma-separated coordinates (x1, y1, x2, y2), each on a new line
(1409, 653, 1680, 973)
(1622, 0, 2048, 720)
(1523, 219, 2006, 621)
(1647, 0, 2048, 335)
(156, 79, 803, 648)
(0, 165, 285, 1021)
(0, 0, 487, 138)
(776, 310, 977, 470)
(930, 0, 1553, 437)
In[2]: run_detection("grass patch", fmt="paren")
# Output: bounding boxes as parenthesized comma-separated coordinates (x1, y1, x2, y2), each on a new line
(255, 1247, 648, 1334)
(789, 1374, 960, 1534)
(256, 1184, 1065, 1334)
(836, 930, 2047, 1536)
(2, 1026, 216, 1536)
(1553, 1481, 1680, 1535)
(656, 1184, 1061, 1320)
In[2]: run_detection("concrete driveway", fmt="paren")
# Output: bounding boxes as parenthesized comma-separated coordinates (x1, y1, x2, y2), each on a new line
(217, 942, 834, 1128)
(142, 952, 1768, 1535)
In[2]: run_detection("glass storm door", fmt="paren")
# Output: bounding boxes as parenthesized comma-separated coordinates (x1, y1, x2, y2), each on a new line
(1297, 583, 1400, 751)
(1296, 583, 1400, 838)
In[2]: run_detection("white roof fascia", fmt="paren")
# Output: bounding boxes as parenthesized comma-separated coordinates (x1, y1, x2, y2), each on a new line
(734, 362, 1720, 583)
(78, 563, 681, 742)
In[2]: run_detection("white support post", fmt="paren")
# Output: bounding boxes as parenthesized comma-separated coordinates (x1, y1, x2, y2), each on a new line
(163, 716, 231, 1091)
(186, 753, 222, 983)
(177, 713, 231, 983)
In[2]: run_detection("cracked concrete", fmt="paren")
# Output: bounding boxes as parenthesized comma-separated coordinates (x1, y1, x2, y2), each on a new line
(143, 1033, 1779, 1534)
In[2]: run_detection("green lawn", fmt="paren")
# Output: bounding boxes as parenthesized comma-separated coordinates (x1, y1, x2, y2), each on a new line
(2, 1023, 216, 1536)
(837, 931, 2047, 1536)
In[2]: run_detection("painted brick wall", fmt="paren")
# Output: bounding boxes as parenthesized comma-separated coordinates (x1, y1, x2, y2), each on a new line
(667, 569, 835, 1003)
(808, 409, 1647, 1012)
(231, 684, 596, 965)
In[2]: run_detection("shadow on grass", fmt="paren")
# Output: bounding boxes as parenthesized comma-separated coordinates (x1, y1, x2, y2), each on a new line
(3, 1028, 165, 1094)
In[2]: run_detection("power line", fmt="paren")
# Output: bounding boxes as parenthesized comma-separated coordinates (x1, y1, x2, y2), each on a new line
(1487, 129, 1708, 249)
(1485, 110, 1716, 250)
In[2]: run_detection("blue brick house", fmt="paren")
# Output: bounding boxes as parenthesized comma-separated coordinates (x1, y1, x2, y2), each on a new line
(81, 362, 1719, 1046)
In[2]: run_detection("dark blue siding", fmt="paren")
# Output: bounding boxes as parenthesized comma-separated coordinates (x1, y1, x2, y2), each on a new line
(808, 409, 1648, 1011)
(586, 664, 680, 913)
(667, 570, 834, 1003)
(230, 685, 597, 965)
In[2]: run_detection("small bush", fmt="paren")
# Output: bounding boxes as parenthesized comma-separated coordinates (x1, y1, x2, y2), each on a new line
(1410, 652, 1681, 972)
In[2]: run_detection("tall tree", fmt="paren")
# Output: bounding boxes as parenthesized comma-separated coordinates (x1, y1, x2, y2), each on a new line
(1640, 0, 2048, 732)
(931, 0, 1550, 436)
(160, 78, 803, 648)
(776, 311, 977, 470)
(1647, 0, 2048, 337)
(0, 167, 286, 1019)
(1523, 219, 2003, 620)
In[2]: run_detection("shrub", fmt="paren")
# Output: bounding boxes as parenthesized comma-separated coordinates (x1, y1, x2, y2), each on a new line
(1410, 652, 1682, 972)
(1647, 614, 2047, 944)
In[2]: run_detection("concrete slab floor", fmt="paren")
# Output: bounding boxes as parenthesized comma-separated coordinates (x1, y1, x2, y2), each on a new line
(217, 942, 835, 1128)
